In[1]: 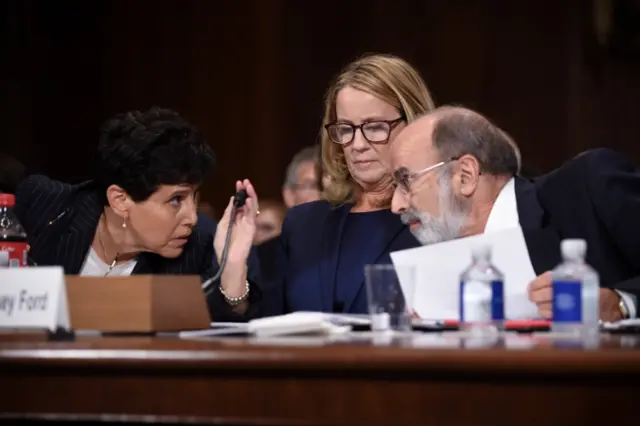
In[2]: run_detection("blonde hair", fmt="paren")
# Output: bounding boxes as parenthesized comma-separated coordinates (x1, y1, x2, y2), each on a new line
(320, 54, 436, 205)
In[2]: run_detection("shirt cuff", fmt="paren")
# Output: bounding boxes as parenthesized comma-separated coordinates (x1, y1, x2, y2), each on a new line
(616, 290, 637, 318)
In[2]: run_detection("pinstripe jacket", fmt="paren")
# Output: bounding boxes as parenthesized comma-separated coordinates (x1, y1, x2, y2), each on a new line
(13, 175, 216, 280)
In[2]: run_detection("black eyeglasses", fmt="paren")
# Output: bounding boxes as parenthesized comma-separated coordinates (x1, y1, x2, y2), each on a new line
(325, 117, 404, 145)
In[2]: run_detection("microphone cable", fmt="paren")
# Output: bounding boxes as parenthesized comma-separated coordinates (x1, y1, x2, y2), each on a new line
(201, 189, 248, 294)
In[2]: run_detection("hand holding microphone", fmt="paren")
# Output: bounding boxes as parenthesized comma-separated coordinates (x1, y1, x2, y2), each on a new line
(202, 179, 259, 297)
(214, 179, 259, 265)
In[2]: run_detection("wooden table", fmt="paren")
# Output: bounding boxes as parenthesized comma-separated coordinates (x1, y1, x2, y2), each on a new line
(1, 331, 639, 425)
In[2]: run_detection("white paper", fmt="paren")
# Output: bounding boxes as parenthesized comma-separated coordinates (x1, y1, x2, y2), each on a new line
(208, 322, 251, 328)
(390, 227, 539, 320)
(0, 266, 70, 331)
(180, 324, 249, 338)
(247, 312, 351, 338)
(185, 313, 448, 340)
(602, 318, 640, 330)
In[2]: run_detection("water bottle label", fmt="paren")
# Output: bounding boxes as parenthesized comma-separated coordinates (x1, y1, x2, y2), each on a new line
(491, 280, 505, 321)
(552, 280, 582, 322)
(459, 280, 504, 322)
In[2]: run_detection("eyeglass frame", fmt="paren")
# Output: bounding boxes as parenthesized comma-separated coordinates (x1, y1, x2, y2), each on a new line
(324, 117, 405, 145)
(393, 156, 461, 194)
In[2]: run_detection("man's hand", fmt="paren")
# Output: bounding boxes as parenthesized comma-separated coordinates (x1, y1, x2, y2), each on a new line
(527, 271, 553, 319)
(528, 271, 624, 321)
(600, 288, 624, 322)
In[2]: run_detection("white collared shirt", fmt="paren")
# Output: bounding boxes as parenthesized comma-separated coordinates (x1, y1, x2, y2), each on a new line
(484, 178, 520, 234)
(486, 178, 636, 318)
(79, 248, 137, 277)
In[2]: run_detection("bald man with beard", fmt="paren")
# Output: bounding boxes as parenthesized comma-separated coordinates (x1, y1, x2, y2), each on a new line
(387, 105, 640, 322)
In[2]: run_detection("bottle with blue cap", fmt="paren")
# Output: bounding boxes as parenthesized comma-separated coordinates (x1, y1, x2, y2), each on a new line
(551, 239, 600, 335)
(459, 243, 505, 332)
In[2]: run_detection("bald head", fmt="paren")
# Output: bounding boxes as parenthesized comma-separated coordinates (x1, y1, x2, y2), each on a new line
(390, 112, 435, 148)
(391, 106, 520, 177)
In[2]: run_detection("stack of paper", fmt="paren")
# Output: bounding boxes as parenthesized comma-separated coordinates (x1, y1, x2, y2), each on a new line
(247, 312, 353, 337)
(390, 227, 540, 320)
(180, 312, 364, 339)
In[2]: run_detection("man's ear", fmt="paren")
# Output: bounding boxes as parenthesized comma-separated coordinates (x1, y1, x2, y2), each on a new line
(456, 155, 481, 197)
(282, 187, 295, 209)
(106, 184, 133, 219)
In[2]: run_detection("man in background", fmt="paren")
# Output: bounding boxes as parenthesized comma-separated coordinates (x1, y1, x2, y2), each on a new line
(245, 146, 320, 291)
(194, 193, 217, 238)
(254, 199, 287, 245)
(198, 200, 216, 222)
(282, 146, 320, 208)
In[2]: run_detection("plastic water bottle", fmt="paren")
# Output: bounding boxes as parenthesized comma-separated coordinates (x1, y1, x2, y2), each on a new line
(459, 244, 505, 333)
(0, 193, 28, 267)
(551, 239, 600, 335)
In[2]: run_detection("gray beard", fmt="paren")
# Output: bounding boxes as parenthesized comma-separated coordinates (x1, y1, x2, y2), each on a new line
(401, 176, 469, 245)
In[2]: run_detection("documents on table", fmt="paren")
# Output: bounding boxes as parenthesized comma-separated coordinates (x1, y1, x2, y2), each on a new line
(390, 227, 540, 320)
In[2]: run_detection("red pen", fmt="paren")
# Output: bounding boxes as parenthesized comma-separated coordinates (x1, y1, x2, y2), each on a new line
(440, 319, 550, 329)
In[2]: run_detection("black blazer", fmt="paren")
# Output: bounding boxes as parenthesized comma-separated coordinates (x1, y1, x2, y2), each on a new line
(13, 175, 242, 320)
(517, 148, 640, 298)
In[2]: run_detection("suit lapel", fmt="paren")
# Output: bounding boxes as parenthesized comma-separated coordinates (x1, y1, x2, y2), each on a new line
(61, 191, 102, 274)
(318, 204, 351, 312)
(132, 254, 152, 274)
(515, 177, 562, 275)
(31, 189, 103, 274)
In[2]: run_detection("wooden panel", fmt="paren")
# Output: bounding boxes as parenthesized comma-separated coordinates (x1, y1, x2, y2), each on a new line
(1, 335, 640, 425)
(2, 0, 640, 214)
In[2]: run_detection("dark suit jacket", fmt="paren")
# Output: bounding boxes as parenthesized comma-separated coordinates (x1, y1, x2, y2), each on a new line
(241, 200, 421, 317)
(13, 175, 249, 321)
(517, 148, 640, 299)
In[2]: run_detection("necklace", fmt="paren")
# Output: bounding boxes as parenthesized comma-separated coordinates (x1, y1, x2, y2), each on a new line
(97, 215, 119, 277)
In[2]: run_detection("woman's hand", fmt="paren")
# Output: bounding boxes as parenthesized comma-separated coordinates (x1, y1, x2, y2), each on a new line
(214, 179, 259, 267)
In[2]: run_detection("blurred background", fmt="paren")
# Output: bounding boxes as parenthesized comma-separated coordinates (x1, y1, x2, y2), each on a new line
(2, 0, 640, 218)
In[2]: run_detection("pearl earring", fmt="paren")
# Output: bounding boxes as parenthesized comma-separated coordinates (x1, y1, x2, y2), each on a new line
(122, 220, 127, 229)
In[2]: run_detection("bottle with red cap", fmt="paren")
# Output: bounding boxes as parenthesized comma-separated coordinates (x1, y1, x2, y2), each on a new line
(0, 193, 28, 267)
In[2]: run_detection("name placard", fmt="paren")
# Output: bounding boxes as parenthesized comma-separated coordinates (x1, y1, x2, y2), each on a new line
(0, 266, 70, 331)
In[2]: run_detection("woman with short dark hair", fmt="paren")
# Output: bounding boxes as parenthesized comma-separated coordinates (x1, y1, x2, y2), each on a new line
(14, 107, 235, 298)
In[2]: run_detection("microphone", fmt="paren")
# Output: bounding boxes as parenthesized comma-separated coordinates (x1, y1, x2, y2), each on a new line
(201, 189, 249, 294)
(234, 189, 248, 207)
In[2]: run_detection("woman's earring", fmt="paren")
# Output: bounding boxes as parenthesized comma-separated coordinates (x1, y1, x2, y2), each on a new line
(122, 219, 127, 229)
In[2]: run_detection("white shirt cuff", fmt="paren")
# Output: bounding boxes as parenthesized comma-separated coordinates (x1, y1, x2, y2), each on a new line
(616, 290, 637, 318)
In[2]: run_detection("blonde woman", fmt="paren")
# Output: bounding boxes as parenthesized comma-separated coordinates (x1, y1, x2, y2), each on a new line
(215, 54, 436, 318)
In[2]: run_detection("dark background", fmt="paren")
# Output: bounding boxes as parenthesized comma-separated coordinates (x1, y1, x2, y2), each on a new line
(2, 0, 640, 214)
